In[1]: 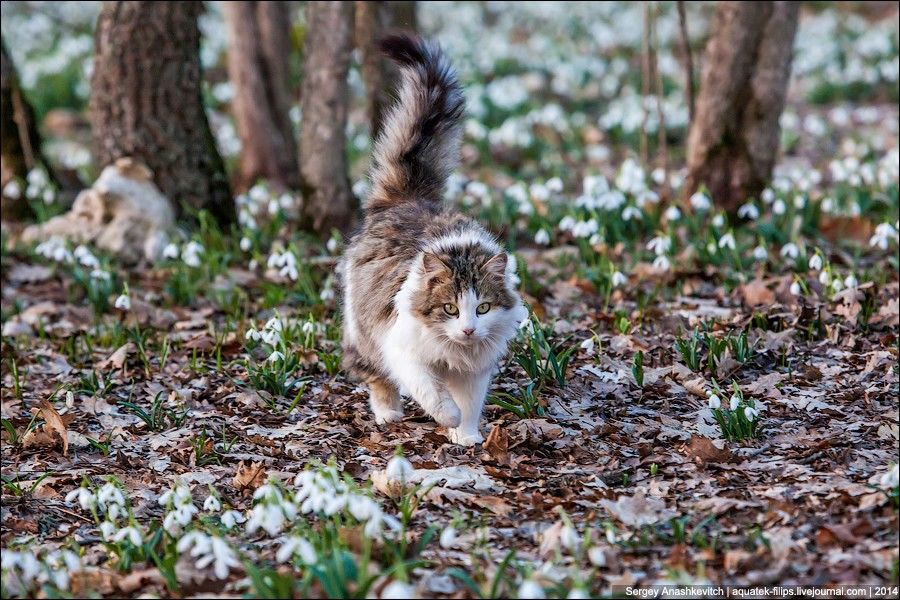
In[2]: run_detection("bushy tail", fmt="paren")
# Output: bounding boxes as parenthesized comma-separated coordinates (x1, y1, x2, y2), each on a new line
(366, 34, 464, 213)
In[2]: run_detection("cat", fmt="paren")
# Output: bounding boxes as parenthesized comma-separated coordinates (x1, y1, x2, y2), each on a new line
(341, 34, 527, 446)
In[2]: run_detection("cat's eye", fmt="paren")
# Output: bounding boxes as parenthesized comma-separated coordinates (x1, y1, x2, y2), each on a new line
(476, 302, 491, 315)
(443, 303, 459, 316)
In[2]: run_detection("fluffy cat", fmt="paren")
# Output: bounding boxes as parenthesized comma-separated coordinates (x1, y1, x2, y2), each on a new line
(341, 34, 526, 446)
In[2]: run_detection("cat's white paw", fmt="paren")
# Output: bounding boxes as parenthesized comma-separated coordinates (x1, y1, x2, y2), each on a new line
(373, 407, 404, 425)
(430, 396, 461, 428)
(446, 428, 484, 447)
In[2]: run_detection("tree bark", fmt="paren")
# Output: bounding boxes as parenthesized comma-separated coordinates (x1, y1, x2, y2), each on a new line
(223, 1, 299, 192)
(356, 1, 417, 139)
(684, 1, 799, 212)
(1, 38, 48, 219)
(90, 1, 234, 226)
(298, 1, 356, 234)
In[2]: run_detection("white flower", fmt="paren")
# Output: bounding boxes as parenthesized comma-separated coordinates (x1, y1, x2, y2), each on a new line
(647, 235, 671, 256)
(744, 406, 758, 421)
(831, 278, 844, 292)
(320, 288, 335, 301)
(869, 222, 898, 249)
(588, 546, 606, 566)
(534, 229, 550, 245)
(808, 254, 823, 271)
(239, 237, 252, 252)
(276, 536, 317, 565)
(737, 202, 760, 220)
(385, 455, 414, 484)
(844, 274, 858, 289)
(159, 484, 192, 507)
(518, 579, 546, 599)
(27, 168, 48, 188)
(65, 486, 96, 511)
(162, 243, 180, 260)
(818, 271, 831, 285)
(182, 241, 204, 268)
(267, 350, 285, 363)
(203, 495, 221, 512)
(113, 526, 143, 546)
(3, 179, 22, 199)
(790, 281, 802, 296)
(752, 245, 768, 261)
(114, 294, 131, 311)
(245, 328, 261, 342)
(664, 205, 681, 221)
(559, 524, 580, 550)
(439, 526, 459, 549)
(773, 199, 786, 215)
(611, 271, 627, 287)
(546, 177, 563, 193)
(178, 531, 238, 580)
(729, 394, 740, 411)
(712, 214, 725, 228)
(707, 394, 721, 410)
(718, 232, 736, 250)
(880, 464, 899, 489)
(100, 520, 116, 541)
(98, 483, 126, 511)
(220, 510, 245, 530)
(780, 243, 800, 259)
(689, 191, 711, 211)
(622, 206, 642, 221)
(652, 255, 671, 272)
(793, 194, 806, 209)
(558, 216, 576, 232)
(246, 502, 288, 536)
(326, 237, 339, 254)
(579, 337, 595, 355)
(381, 580, 417, 600)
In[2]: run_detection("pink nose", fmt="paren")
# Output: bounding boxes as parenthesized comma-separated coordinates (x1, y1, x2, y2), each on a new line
(463, 328, 475, 336)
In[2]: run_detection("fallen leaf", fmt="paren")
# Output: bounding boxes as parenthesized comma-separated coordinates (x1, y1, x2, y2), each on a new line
(233, 461, 267, 494)
(600, 491, 676, 526)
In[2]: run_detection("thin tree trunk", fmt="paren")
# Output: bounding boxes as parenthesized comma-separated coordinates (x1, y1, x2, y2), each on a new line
(356, 1, 416, 139)
(298, 1, 356, 234)
(223, 1, 299, 192)
(684, 1, 799, 212)
(1, 38, 55, 220)
(90, 1, 234, 226)
(676, 1, 695, 123)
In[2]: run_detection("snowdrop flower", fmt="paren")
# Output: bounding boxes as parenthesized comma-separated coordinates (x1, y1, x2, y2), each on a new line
(790, 281, 802, 296)
(382, 580, 417, 600)
(113, 526, 143, 546)
(744, 406, 758, 421)
(844, 274, 858, 289)
(27, 168, 48, 188)
(622, 205, 642, 221)
(818, 270, 831, 285)
(588, 546, 607, 567)
(546, 177, 563, 193)
(326, 237, 340, 254)
(793, 194, 806, 209)
(647, 235, 671, 255)
(3, 179, 22, 199)
(220, 509, 245, 530)
(90, 269, 111, 281)
(301, 321, 316, 335)
(808, 254, 823, 271)
(267, 350, 285, 363)
(689, 191, 711, 211)
(276, 536, 317, 565)
(773, 199, 787, 215)
(558, 216, 576, 232)
(518, 579, 546, 599)
(579, 337, 595, 354)
(589, 233, 603, 246)
(880, 464, 899, 489)
(831, 278, 844, 292)
(162, 243, 180, 260)
(664, 205, 681, 221)
(534, 229, 550, 246)
(385, 455, 414, 485)
(737, 202, 760, 220)
(163, 503, 198, 534)
(182, 241, 204, 268)
(869, 222, 898, 249)
(611, 271, 627, 287)
(159, 484, 192, 508)
(184, 533, 238, 580)
(245, 328, 261, 342)
(560, 524, 580, 550)
(114, 294, 131, 311)
(65, 486, 96, 511)
(439, 526, 459, 549)
(320, 287, 335, 301)
(203, 495, 221, 512)
(98, 483, 126, 512)
(718, 232, 736, 250)
(753, 245, 768, 261)
(712, 214, 725, 228)
(729, 394, 740, 411)
(651, 167, 666, 185)
(239, 237, 252, 252)
(707, 394, 721, 410)
(652, 255, 671, 272)
(780, 243, 800, 259)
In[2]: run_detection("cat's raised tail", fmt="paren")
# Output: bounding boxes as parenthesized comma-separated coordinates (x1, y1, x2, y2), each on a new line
(366, 34, 465, 213)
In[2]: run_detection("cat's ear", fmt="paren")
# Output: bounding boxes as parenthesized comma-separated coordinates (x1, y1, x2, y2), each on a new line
(483, 253, 508, 277)
(422, 252, 449, 274)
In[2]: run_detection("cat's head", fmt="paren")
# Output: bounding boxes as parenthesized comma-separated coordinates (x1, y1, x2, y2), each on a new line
(410, 245, 519, 344)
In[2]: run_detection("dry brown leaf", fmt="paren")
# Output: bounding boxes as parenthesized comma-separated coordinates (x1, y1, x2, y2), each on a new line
(483, 424, 509, 464)
(233, 461, 267, 494)
(98, 343, 134, 370)
(683, 435, 732, 466)
(37, 399, 68, 455)
(738, 278, 775, 306)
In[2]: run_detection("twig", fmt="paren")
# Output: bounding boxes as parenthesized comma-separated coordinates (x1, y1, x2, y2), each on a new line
(677, 1, 695, 123)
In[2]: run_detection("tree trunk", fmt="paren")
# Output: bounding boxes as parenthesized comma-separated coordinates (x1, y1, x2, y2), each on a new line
(223, 1, 299, 192)
(1, 38, 49, 220)
(684, 1, 799, 212)
(90, 1, 234, 226)
(298, 1, 356, 234)
(356, 1, 417, 139)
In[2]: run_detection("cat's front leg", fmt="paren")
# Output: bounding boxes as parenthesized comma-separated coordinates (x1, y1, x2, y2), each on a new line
(444, 368, 492, 446)
(383, 346, 460, 427)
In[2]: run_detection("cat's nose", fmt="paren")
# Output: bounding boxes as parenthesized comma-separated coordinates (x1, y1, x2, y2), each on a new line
(463, 328, 475, 336)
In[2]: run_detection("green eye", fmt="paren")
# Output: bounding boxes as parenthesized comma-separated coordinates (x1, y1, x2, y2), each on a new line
(443, 303, 459, 316)
(476, 302, 491, 315)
